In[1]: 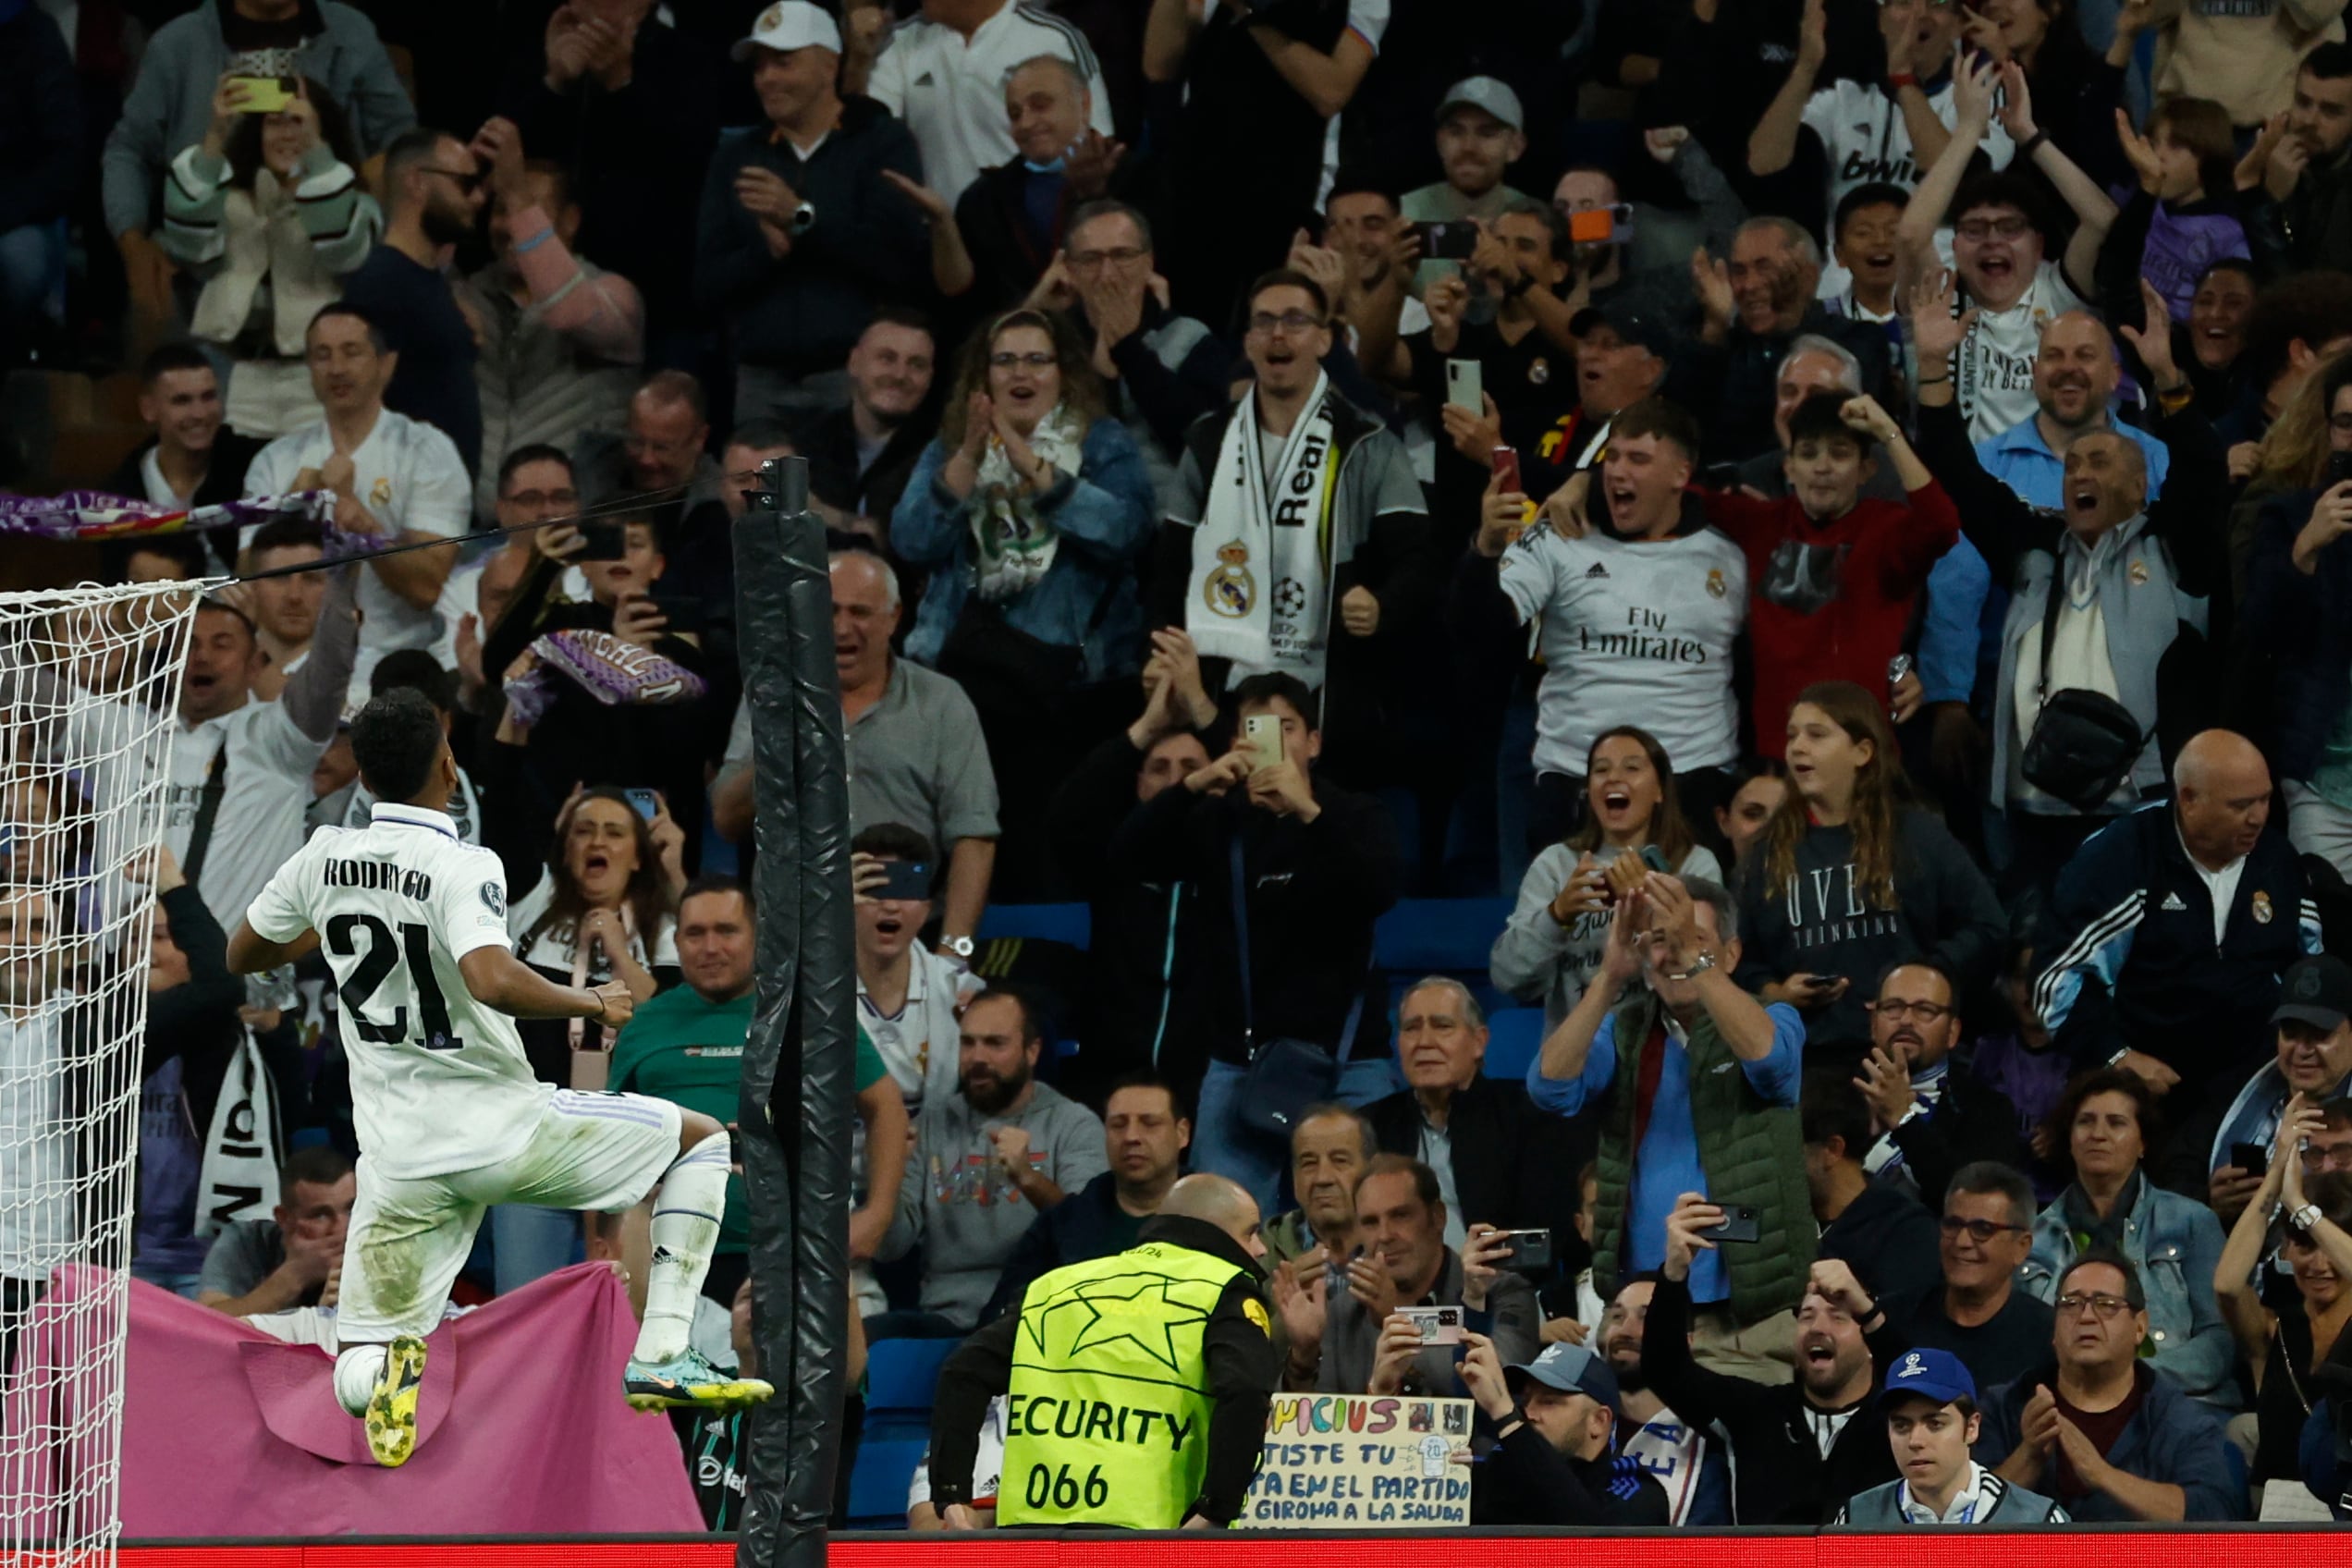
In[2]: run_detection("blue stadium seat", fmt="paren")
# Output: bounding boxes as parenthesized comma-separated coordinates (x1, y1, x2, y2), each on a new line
(975, 902, 1091, 946)
(844, 1434, 929, 1529)
(1483, 1008, 1546, 1084)
(1375, 898, 1512, 975)
(864, 1336, 958, 1417)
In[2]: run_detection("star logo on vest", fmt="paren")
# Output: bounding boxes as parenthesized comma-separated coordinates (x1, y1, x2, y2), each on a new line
(2161, 892, 2187, 913)
(1023, 1272, 1215, 1373)
(1585, 561, 1610, 580)
(1204, 543, 1255, 619)
(2253, 889, 2274, 925)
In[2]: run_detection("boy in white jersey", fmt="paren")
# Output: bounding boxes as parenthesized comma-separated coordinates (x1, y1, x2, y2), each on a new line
(227, 690, 770, 1467)
(1461, 397, 1747, 843)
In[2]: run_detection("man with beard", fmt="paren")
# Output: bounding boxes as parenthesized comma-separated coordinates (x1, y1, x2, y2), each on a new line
(876, 986, 1106, 1337)
(1595, 1275, 1733, 1525)
(2252, 44, 2352, 275)
(1849, 963, 2027, 1208)
(1642, 1198, 1905, 1522)
(1457, 1337, 1672, 1525)
(1402, 79, 1535, 289)
(341, 128, 488, 478)
(802, 310, 940, 537)
(1973, 313, 2173, 509)
(457, 116, 644, 518)
(1551, 132, 1747, 330)
(981, 1072, 1192, 1319)
(1673, 217, 1894, 464)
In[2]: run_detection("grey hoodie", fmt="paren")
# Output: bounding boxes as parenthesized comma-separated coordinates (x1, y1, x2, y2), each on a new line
(1490, 841, 1721, 1031)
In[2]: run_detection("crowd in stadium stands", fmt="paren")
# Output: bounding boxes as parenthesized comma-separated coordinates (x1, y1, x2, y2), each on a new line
(18, 0, 2352, 1535)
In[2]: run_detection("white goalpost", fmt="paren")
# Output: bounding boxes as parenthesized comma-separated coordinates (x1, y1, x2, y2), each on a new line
(0, 579, 204, 1564)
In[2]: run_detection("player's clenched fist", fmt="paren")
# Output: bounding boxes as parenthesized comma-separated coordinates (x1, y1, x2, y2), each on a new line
(588, 979, 636, 1029)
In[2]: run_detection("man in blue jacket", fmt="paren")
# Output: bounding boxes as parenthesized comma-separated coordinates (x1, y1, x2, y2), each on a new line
(2034, 729, 2324, 1190)
(1973, 1251, 2246, 1521)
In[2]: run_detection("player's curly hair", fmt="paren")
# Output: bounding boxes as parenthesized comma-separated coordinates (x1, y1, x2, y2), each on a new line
(349, 689, 445, 804)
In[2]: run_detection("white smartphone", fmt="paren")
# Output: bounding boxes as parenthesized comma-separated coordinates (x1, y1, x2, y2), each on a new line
(1445, 359, 1484, 414)
(1243, 713, 1282, 774)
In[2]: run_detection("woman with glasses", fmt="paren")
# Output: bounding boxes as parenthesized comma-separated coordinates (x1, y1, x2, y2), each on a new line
(2243, 353, 2352, 883)
(892, 307, 1155, 890)
(2019, 1067, 2237, 1408)
(2215, 1092, 2352, 1489)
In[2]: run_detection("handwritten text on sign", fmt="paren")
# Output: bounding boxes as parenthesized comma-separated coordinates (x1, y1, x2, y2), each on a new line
(1243, 1395, 1474, 1528)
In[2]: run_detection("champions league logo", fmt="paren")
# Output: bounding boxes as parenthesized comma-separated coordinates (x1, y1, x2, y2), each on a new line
(1273, 578, 1308, 618)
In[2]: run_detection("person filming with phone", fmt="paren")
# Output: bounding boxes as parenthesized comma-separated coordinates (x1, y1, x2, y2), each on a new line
(1109, 674, 1400, 1214)
(1644, 1217, 1906, 1521)
(1525, 868, 1810, 1379)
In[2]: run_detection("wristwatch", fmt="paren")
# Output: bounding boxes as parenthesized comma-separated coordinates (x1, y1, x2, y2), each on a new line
(1666, 949, 1719, 982)
(2290, 1202, 2325, 1232)
(790, 201, 817, 236)
(939, 934, 976, 961)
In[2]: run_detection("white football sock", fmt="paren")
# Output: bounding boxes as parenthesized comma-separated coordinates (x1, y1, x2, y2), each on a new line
(633, 1132, 731, 1364)
(334, 1343, 387, 1417)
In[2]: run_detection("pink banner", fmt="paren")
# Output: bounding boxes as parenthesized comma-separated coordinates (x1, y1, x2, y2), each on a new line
(116, 1264, 700, 1537)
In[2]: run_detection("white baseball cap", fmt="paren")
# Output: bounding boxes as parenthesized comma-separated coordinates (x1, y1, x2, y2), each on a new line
(732, 0, 842, 60)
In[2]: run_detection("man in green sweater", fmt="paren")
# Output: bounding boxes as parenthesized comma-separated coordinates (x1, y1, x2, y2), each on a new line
(608, 874, 907, 1304)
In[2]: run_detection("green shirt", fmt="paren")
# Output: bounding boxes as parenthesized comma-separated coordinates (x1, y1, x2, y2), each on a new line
(608, 985, 887, 1254)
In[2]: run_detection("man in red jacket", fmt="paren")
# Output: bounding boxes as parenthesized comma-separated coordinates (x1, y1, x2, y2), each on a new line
(1698, 392, 1959, 751)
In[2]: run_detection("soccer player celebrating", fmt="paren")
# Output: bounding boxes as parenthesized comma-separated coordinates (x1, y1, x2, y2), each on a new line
(227, 690, 772, 1466)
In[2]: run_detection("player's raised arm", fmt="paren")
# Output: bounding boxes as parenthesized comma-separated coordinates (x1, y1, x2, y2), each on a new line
(456, 946, 634, 1027)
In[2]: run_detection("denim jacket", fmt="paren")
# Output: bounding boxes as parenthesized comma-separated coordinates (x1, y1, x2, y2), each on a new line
(2020, 1173, 2237, 1409)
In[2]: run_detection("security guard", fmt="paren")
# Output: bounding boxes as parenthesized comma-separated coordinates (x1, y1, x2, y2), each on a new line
(927, 1174, 1280, 1529)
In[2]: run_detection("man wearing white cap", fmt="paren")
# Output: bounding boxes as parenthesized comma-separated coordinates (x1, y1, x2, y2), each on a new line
(867, 0, 1114, 209)
(699, 1, 929, 422)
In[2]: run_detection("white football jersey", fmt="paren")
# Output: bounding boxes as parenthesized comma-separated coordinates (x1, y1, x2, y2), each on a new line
(245, 802, 553, 1180)
(1497, 522, 1748, 778)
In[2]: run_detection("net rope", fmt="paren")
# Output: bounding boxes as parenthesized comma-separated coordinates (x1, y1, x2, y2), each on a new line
(0, 582, 202, 1564)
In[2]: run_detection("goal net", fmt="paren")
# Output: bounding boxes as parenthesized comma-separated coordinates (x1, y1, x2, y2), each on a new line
(0, 580, 205, 1564)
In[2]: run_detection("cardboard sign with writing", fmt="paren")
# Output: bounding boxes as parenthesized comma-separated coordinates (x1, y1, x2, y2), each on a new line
(1242, 1394, 1474, 1529)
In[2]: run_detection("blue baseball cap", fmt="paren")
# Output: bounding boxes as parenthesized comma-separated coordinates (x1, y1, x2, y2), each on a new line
(1882, 1347, 1977, 1407)
(1507, 1342, 1621, 1415)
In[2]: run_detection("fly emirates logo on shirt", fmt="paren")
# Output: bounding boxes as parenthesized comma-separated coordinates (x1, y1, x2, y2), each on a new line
(1579, 601, 1714, 667)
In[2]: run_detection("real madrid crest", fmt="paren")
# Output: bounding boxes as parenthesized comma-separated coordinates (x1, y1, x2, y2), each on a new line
(1205, 542, 1256, 619)
(1528, 357, 1551, 386)
(2253, 889, 2274, 925)
(370, 474, 394, 508)
(2128, 558, 2150, 586)
(1706, 568, 1726, 599)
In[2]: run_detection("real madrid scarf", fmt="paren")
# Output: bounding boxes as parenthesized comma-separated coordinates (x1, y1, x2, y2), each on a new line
(196, 1026, 281, 1238)
(1185, 372, 1339, 679)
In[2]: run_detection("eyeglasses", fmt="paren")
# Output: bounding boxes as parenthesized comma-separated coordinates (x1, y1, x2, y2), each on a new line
(2054, 1292, 2136, 1320)
(420, 165, 484, 194)
(1872, 999, 1953, 1023)
(1069, 246, 1147, 269)
(1939, 1215, 2027, 1243)
(502, 488, 578, 509)
(2329, 412, 2352, 433)
(2309, 1141, 2352, 1172)
(1248, 310, 1325, 337)
(988, 351, 1057, 370)
(1955, 216, 2030, 242)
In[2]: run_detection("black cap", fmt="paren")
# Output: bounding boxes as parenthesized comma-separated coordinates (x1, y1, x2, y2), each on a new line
(1570, 300, 1675, 361)
(2275, 954, 2352, 1032)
